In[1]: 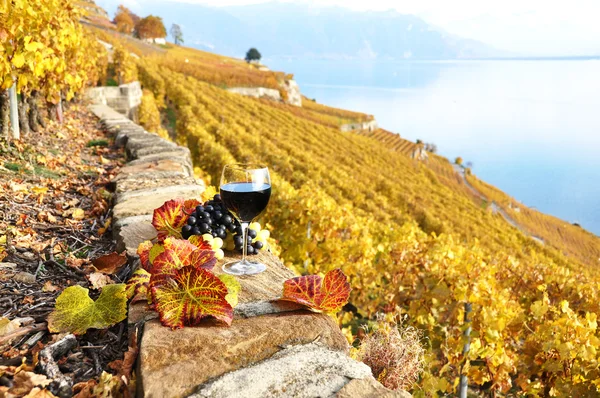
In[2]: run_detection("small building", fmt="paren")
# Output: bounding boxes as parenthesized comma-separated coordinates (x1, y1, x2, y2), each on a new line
(143, 37, 166, 45)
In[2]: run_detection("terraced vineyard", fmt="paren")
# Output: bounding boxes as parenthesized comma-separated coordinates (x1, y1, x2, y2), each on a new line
(93, 31, 600, 395)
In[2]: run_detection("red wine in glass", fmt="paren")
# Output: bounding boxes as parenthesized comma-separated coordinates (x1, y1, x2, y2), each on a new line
(220, 164, 271, 275)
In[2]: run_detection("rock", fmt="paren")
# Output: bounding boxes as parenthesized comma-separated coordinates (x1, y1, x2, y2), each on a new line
(283, 79, 302, 107)
(234, 300, 303, 318)
(126, 152, 193, 177)
(191, 343, 370, 398)
(115, 176, 198, 194)
(112, 184, 203, 222)
(13, 271, 36, 284)
(130, 146, 190, 161)
(115, 184, 203, 204)
(114, 171, 190, 186)
(113, 159, 190, 179)
(211, 251, 295, 304)
(227, 87, 281, 102)
(138, 313, 349, 398)
(335, 378, 412, 398)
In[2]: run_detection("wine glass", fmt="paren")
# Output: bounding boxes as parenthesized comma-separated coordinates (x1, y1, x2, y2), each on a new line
(220, 164, 271, 275)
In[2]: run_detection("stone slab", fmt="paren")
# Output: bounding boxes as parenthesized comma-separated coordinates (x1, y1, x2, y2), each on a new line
(129, 145, 190, 161)
(190, 343, 371, 398)
(114, 170, 190, 185)
(114, 159, 190, 181)
(112, 185, 203, 222)
(335, 378, 412, 398)
(115, 184, 203, 204)
(126, 152, 193, 176)
(115, 176, 198, 194)
(138, 312, 349, 398)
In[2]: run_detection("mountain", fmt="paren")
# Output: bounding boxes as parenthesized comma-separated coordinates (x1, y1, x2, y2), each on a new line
(100, 0, 501, 60)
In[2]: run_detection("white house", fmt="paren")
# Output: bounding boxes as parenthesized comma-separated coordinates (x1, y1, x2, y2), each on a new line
(143, 37, 166, 45)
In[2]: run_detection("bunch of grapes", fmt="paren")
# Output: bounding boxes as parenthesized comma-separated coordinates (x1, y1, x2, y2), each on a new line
(182, 194, 269, 255)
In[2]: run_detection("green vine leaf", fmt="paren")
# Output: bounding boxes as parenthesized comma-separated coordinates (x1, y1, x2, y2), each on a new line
(48, 284, 127, 335)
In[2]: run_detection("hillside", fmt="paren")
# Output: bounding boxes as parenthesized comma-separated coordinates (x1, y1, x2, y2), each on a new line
(95, 1, 500, 60)
(88, 19, 600, 396)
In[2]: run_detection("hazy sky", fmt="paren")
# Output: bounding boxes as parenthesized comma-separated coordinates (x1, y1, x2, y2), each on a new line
(105, 0, 600, 55)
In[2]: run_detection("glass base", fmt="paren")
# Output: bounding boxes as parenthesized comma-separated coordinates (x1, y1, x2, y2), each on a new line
(222, 259, 267, 276)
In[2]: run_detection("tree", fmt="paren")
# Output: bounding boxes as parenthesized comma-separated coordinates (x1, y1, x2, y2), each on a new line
(170, 24, 184, 45)
(114, 5, 135, 34)
(245, 48, 261, 63)
(135, 16, 167, 40)
(455, 157, 463, 166)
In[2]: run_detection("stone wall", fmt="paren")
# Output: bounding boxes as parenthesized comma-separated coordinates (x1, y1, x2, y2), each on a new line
(87, 81, 142, 121)
(88, 103, 410, 398)
(227, 78, 302, 107)
(340, 119, 379, 132)
(226, 86, 281, 102)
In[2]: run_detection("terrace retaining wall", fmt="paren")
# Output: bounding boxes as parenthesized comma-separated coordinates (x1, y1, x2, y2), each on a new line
(88, 103, 410, 398)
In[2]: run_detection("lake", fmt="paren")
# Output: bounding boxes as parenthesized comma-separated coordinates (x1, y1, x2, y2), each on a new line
(265, 58, 600, 236)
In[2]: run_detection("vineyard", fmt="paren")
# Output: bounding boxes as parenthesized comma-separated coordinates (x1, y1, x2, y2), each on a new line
(130, 48, 600, 395)
(2, 1, 600, 394)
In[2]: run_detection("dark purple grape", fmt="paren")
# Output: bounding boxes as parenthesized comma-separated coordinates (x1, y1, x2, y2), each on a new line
(200, 211, 211, 219)
(253, 241, 264, 250)
(205, 205, 214, 212)
(221, 215, 232, 225)
(247, 229, 258, 239)
(211, 231, 218, 238)
(191, 226, 201, 235)
(187, 216, 197, 226)
(214, 211, 223, 220)
(195, 205, 205, 213)
(182, 225, 192, 238)
(246, 245, 255, 255)
(235, 226, 243, 235)
(227, 223, 236, 232)
(214, 194, 221, 201)
(218, 230, 227, 239)
(233, 235, 243, 247)
(199, 223, 210, 233)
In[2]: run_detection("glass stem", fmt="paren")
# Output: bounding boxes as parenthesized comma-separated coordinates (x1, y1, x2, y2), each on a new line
(241, 222, 249, 263)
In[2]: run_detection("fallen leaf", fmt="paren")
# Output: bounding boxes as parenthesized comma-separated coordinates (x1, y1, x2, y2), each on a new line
(10, 182, 28, 192)
(88, 272, 113, 290)
(23, 387, 57, 397)
(0, 317, 22, 337)
(280, 269, 351, 313)
(151, 266, 234, 329)
(47, 284, 127, 335)
(42, 281, 60, 293)
(92, 252, 127, 275)
(31, 186, 48, 195)
(71, 208, 85, 220)
(22, 296, 35, 305)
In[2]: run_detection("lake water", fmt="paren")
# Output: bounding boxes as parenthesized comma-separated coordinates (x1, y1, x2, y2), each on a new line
(266, 58, 600, 236)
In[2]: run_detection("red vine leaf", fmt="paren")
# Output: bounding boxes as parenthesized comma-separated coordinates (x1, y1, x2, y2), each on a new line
(151, 238, 215, 275)
(280, 269, 351, 313)
(184, 199, 202, 215)
(125, 268, 151, 301)
(151, 266, 234, 329)
(152, 198, 189, 240)
(188, 235, 213, 251)
(137, 241, 153, 270)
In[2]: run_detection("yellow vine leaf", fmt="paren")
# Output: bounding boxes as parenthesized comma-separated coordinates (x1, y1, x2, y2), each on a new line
(48, 284, 127, 335)
(219, 274, 241, 308)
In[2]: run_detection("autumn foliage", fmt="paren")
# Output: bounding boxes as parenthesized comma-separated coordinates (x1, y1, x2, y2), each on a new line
(135, 15, 167, 40)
